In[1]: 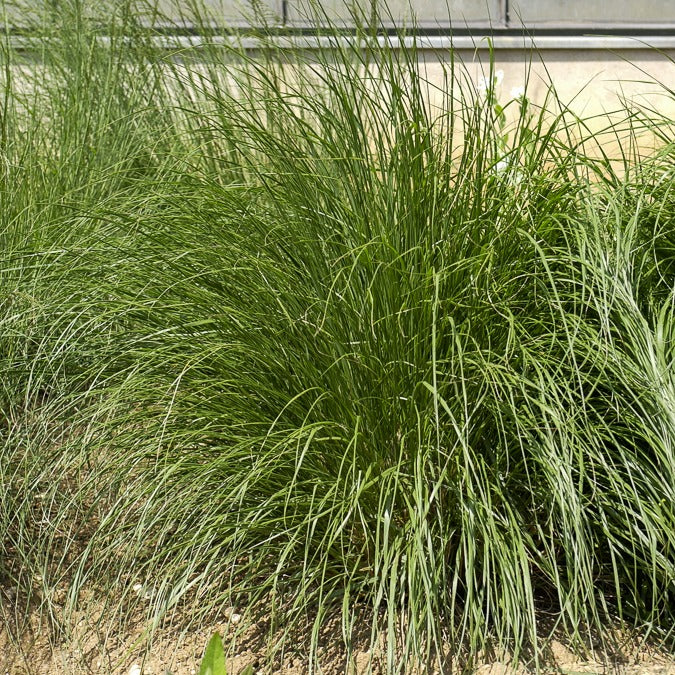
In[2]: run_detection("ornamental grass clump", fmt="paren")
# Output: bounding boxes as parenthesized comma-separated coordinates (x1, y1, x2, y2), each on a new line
(1, 1, 674, 671)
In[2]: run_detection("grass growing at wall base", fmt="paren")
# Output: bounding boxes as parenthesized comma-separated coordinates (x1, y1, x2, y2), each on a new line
(1, 1, 675, 671)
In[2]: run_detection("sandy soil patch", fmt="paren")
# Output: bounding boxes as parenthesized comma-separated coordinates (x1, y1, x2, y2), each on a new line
(2, 594, 674, 674)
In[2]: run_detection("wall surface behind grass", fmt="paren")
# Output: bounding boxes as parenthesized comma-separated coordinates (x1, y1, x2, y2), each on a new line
(422, 43, 675, 138)
(4, 0, 675, 135)
(7, 38, 674, 153)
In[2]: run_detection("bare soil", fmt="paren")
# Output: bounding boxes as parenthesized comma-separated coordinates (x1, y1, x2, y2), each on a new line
(2, 592, 674, 674)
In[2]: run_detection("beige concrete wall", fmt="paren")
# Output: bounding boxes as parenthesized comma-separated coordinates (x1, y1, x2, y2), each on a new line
(445, 47, 675, 119)
(6, 37, 674, 159)
(417, 45, 675, 158)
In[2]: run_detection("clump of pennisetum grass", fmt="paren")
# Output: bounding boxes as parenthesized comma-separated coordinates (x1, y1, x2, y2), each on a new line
(1, 1, 674, 671)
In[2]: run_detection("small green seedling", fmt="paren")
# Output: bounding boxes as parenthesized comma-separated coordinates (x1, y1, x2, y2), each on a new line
(199, 633, 226, 675)
(198, 633, 253, 675)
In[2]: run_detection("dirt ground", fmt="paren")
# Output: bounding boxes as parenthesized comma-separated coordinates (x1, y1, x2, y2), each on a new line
(0, 615, 675, 675)
(2, 597, 674, 674)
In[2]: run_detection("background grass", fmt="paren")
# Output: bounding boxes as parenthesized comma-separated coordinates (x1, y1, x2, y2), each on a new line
(1, 1, 674, 671)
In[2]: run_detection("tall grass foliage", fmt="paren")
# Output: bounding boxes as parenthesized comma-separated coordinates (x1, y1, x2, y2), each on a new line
(1, 1, 674, 670)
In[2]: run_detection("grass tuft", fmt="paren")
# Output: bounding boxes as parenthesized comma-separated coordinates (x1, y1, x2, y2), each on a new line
(1, 1, 674, 670)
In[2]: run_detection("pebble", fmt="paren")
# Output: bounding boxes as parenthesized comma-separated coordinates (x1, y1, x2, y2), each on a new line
(129, 665, 142, 675)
